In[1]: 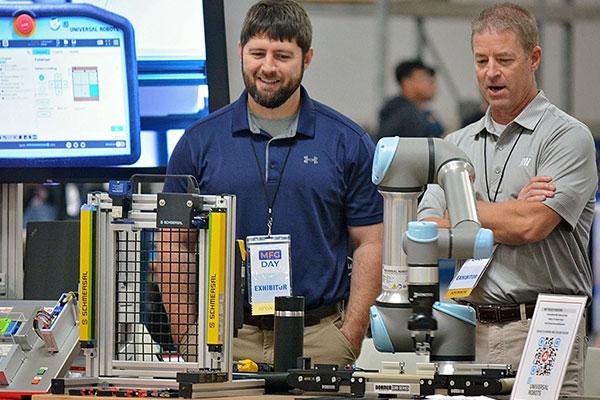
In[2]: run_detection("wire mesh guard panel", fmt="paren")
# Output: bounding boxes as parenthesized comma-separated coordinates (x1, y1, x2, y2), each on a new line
(114, 228, 199, 363)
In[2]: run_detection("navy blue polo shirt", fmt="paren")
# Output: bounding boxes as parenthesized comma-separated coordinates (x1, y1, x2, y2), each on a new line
(164, 86, 383, 310)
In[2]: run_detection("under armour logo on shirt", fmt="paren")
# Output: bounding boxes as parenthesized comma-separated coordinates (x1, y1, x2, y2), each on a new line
(519, 157, 531, 167)
(303, 156, 319, 164)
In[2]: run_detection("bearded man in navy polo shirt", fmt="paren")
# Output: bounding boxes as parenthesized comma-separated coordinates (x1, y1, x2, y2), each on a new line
(157, 0, 383, 367)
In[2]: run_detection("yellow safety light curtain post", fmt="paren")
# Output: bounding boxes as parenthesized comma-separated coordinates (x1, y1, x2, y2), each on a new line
(207, 209, 227, 350)
(79, 204, 96, 346)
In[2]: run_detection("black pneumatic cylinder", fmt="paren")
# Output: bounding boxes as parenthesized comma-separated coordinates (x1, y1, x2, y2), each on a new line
(273, 296, 304, 372)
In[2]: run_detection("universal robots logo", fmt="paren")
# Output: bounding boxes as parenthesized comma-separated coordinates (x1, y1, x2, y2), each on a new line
(519, 157, 532, 167)
(49, 18, 61, 31)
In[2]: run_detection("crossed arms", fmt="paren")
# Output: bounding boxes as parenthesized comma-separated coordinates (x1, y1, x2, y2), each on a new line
(423, 176, 562, 245)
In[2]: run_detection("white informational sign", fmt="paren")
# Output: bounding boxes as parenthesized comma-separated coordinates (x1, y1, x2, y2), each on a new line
(511, 294, 587, 400)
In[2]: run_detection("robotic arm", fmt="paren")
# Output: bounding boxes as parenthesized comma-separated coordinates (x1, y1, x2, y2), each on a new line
(370, 137, 493, 359)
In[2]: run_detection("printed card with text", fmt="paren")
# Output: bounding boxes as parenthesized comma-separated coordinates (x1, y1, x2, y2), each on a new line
(511, 294, 586, 400)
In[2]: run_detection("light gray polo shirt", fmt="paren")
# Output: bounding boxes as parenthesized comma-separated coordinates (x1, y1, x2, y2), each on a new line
(418, 91, 597, 304)
(248, 110, 299, 182)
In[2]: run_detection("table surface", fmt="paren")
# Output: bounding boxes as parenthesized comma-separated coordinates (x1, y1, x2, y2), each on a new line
(33, 395, 307, 400)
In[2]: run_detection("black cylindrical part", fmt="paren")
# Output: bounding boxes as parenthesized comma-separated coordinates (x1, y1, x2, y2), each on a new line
(273, 296, 304, 372)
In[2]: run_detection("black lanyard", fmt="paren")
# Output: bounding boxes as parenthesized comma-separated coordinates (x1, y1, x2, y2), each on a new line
(250, 139, 292, 235)
(483, 126, 525, 203)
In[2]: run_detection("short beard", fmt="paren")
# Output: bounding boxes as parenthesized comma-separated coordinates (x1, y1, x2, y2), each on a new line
(242, 62, 304, 109)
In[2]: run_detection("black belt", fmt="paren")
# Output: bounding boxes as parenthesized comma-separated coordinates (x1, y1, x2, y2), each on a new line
(243, 303, 341, 330)
(470, 303, 535, 323)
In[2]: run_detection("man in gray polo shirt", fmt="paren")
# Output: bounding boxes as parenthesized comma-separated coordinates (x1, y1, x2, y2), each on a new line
(417, 3, 597, 395)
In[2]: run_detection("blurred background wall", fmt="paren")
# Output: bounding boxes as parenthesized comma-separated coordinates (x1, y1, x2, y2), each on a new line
(224, 0, 600, 135)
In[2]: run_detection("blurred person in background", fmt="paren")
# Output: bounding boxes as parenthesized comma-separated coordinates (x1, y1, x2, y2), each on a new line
(375, 59, 444, 142)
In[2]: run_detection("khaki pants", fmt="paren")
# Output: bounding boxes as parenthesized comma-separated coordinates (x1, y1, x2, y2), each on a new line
(475, 313, 587, 396)
(233, 313, 359, 368)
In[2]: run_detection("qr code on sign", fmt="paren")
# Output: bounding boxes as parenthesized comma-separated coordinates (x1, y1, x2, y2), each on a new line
(530, 336, 560, 376)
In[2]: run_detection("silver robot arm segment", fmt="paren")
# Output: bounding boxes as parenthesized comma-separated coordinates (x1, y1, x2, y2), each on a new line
(436, 157, 492, 260)
(370, 137, 493, 359)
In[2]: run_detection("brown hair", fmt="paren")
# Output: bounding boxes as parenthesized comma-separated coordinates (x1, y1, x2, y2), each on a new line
(472, 2, 539, 52)
(240, 0, 312, 55)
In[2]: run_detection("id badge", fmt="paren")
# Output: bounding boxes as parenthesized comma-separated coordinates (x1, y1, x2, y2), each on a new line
(246, 234, 292, 315)
(445, 246, 497, 299)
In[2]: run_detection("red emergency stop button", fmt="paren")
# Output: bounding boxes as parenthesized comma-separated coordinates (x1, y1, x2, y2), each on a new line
(14, 14, 36, 37)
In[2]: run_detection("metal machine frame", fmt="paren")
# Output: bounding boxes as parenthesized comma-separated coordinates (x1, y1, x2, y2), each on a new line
(96, 192, 234, 378)
(0, 184, 23, 299)
(56, 189, 263, 396)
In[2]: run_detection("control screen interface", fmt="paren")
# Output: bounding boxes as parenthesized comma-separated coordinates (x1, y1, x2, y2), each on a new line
(0, 15, 137, 166)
